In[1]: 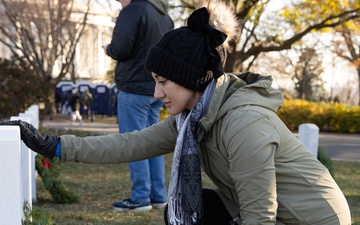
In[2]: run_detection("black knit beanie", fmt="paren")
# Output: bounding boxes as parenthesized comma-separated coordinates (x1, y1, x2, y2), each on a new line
(146, 7, 227, 92)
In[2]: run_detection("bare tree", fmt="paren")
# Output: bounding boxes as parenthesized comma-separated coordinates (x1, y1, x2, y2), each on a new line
(0, 0, 91, 83)
(331, 21, 360, 105)
(175, 0, 360, 73)
(0, 0, 90, 116)
(252, 46, 325, 101)
(292, 48, 325, 100)
(0, 0, 89, 83)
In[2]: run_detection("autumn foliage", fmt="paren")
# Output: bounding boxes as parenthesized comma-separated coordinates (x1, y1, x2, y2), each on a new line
(277, 99, 360, 133)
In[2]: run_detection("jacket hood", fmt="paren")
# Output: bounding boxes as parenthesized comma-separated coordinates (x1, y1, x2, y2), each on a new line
(147, 0, 169, 14)
(200, 71, 284, 132)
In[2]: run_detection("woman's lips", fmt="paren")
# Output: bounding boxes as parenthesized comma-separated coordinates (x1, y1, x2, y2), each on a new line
(164, 101, 170, 107)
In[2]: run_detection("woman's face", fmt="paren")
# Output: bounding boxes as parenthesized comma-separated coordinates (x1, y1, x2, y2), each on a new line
(152, 73, 201, 116)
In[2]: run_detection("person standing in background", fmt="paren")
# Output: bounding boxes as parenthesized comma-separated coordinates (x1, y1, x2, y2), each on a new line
(61, 89, 73, 115)
(69, 88, 82, 125)
(80, 88, 93, 120)
(103, 0, 174, 212)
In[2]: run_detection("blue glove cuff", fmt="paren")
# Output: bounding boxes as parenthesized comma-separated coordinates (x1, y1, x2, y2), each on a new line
(54, 139, 61, 158)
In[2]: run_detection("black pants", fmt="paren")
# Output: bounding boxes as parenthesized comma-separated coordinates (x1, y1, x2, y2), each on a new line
(164, 188, 235, 225)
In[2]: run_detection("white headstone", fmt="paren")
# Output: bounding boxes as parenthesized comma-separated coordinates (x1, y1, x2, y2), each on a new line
(19, 108, 39, 202)
(24, 105, 39, 129)
(298, 123, 319, 158)
(0, 126, 24, 224)
(11, 116, 32, 210)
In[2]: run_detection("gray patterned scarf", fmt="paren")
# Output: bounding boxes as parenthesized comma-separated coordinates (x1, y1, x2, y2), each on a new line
(167, 80, 216, 225)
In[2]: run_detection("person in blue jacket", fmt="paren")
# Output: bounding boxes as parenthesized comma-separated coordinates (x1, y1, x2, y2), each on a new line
(103, 0, 174, 212)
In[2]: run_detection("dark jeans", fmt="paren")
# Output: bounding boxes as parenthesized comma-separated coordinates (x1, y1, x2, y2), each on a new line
(164, 188, 236, 225)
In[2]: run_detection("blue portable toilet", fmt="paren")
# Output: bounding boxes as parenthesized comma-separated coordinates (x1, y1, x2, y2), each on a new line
(109, 84, 118, 116)
(56, 81, 75, 97)
(93, 84, 110, 116)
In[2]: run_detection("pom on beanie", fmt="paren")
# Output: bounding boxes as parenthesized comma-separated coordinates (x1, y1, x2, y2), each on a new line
(146, 1, 239, 92)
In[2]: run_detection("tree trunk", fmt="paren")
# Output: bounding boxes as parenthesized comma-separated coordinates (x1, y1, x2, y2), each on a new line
(357, 66, 360, 105)
(42, 78, 57, 121)
(43, 89, 55, 121)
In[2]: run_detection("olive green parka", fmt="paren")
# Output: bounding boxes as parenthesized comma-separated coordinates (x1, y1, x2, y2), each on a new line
(60, 72, 351, 225)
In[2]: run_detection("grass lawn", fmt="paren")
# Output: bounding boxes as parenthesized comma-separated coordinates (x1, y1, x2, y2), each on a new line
(332, 160, 360, 224)
(32, 128, 360, 224)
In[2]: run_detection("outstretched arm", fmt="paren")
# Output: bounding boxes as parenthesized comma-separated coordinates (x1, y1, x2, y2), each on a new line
(0, 120, 59, 158)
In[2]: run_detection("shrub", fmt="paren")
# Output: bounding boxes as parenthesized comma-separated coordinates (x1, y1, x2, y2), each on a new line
(0, 57, 51, 120)
(277, 99, 360, 133)
(317, 146, 334, 177)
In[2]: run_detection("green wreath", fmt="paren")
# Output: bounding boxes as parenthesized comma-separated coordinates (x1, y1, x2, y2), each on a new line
(35, 155, 79, 203)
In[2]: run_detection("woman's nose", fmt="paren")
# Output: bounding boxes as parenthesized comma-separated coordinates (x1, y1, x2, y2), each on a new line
(154, 84, 164, 99)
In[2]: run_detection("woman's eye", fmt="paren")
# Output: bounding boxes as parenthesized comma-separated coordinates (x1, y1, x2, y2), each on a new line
(159, 80, 166, 84)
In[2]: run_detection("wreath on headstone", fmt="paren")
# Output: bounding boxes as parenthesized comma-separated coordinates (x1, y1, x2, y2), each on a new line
(35, 155, 78, 203)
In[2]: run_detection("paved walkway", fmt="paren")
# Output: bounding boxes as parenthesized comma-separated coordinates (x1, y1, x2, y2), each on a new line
(43, 120, 118, 134)
(42, 118, 360, 162)
(318, 133, 360, 162)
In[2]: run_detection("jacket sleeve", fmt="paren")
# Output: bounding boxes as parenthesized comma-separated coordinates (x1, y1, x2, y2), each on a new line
(222, 109, 280, 225)
(106, 5, 142, 61)
(59, 116, 177, 163)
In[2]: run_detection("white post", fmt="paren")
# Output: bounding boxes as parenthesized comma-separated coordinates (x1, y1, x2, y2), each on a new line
(0, 126, 24, 224)
(25, 105, 39, 129)
(298, 123, 319, 158)
(20, 104, 39, 202)
(11, 116, 32, 211)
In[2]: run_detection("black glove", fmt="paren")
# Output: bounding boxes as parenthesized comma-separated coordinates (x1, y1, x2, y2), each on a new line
(0, 120, 59, 158)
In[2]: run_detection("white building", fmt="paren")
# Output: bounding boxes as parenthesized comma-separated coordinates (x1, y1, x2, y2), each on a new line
(0, 0, 121, 83)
